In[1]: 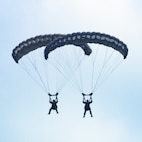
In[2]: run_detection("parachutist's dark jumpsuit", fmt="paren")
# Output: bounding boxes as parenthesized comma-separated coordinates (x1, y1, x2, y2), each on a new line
(83, 98, 93, 117)
(48, 98, 58, 114)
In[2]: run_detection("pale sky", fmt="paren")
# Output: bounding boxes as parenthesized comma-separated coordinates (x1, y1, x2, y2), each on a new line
(0, 0, 142, 142)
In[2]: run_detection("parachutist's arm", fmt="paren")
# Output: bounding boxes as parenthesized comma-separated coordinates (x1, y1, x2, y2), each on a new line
(48, 94, 52, 103)
(48, 93, 52, 103)
(90, 93, 93, 96)
(82, 93, 85, 103)
(90, 96, 93, 103)
(82, 93, 85, 96)
(82, 96, 86, 103)
(56, 96, 58, 103)
(49, 98, 52, 103)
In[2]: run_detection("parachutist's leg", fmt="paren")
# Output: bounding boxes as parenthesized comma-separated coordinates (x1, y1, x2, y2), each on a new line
(56, 109, 59, 114)
(83, 110, 86, 117)
(90, 110, 93, 117)
(48, 108, 52, 114)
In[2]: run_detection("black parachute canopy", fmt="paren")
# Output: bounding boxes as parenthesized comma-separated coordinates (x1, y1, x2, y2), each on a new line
(44, 32, 128, 59)
(12, 34, 63, 63)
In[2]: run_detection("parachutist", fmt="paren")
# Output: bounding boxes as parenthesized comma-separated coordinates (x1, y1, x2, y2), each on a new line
(82, 93, 93, 117)
(48, 93, 59, 114)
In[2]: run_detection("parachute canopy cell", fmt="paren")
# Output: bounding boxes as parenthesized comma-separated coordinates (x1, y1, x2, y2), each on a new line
(44, 32, 128, 59)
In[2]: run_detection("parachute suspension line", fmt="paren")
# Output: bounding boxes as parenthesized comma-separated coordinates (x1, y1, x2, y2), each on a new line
(19, 60, 48, 94)
(55, 65, 57, 92)
(59, 46, 83, 74)
(94, 54, 123, 91)
(43, 60, 50, 93)
(94, 49, 115, 86)
(73, 47, 83, 71)
(92, 47, 109, 93)
(37, 49, 50, 93)
(34, 66, 48, 94)
(19, 57, 42, 91)
(74, 53, 85, 72)
(70, 55, 86, 93)
(48, 50, 85, 93)
(62, 53, 84, 93)
(91, 46, 99, 91)
(47, 59, 70, 93)
(67, 54, 85, 93)
(55, 56, 71, 81)
(93, 55, 122, 90)
(54, 54, 76, 92)
(80, 62, 84, 92)
(46, 52, 69, 92)
(23, 53, 49, 94)
(56, 67, 59, 92)
(49, 59, 68, 80)
(92, 49, 123, 93)
(29, 55, 49, 94)
(101, 52, 122, 80)
(47, 59, 59, 93)
(55, 62, 63, 93)
(76, 58, 84, 93)
(45, 61, 58, 91)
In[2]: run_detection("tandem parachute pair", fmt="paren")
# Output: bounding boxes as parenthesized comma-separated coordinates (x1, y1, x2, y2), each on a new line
(12, 32, 128, 96)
